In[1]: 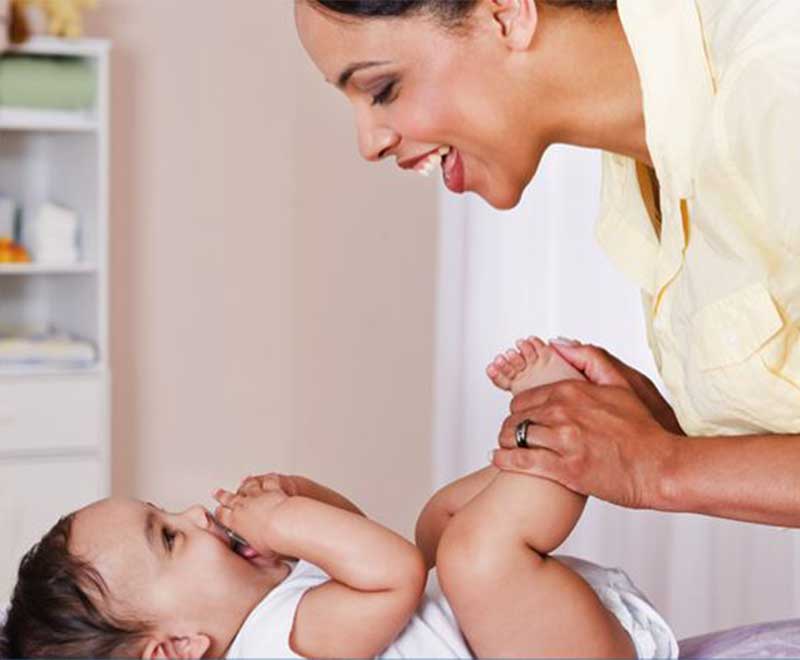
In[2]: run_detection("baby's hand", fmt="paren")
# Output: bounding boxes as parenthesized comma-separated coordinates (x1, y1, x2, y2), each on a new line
(236, 472, 299, 498)
(213, 480, 291, 554)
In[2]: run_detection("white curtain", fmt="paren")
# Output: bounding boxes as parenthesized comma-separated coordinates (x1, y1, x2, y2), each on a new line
(432, 145, 800, 639)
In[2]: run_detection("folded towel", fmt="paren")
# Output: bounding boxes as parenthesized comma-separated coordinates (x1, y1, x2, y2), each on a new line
(0, 333, 96, 369)
(0, 54, 95, 111)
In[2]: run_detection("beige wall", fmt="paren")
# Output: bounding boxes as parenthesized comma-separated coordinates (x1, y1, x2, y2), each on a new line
(85, 1, 437, 535)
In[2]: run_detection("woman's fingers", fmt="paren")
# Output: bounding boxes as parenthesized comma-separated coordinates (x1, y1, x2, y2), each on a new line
(549, 341, 629, 387)
(509, 382, 556, 414)
(498, 410, 565, 451)
(491, 448, 578, 491)
(551, 342, 685, 435)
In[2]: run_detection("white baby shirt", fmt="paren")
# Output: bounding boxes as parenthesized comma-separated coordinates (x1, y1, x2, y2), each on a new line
(225, 557, 677, 659)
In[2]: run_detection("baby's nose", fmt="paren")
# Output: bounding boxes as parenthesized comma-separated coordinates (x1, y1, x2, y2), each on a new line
(182, 504, 211, 529)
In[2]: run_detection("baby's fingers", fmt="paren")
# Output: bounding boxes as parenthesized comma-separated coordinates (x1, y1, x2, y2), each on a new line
(213, 488, 239, 509)
(235, 480, 262, 498)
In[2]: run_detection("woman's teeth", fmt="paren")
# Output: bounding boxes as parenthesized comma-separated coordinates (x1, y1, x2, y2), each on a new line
(416, 146, 451, 177)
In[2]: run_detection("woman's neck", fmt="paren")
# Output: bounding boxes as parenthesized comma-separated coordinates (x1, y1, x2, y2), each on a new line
(529, 5, 651, 166)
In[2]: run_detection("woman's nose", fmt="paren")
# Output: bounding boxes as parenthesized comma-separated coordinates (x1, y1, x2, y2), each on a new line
(356, 109, 400, 162)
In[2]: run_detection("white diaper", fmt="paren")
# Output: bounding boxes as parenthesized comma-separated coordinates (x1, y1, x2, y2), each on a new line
(559, 555, 679, 659)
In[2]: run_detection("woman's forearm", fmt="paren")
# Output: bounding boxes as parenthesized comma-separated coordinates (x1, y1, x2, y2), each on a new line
(657, 433, 800, 526)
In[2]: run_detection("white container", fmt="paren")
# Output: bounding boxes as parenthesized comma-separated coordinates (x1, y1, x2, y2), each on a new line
(32, 202, 80, 264)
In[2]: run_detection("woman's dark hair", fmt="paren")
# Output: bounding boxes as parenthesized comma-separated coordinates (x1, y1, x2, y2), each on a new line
(0, 514, 151, 659)
(311, 0, 616, 26)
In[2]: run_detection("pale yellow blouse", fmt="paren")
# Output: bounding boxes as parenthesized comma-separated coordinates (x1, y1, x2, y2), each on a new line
(597, 0, 800, 436)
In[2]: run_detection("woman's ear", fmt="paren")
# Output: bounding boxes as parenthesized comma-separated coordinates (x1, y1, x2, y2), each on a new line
(492, 0, 538, 51)
(142, 634, 211, 659)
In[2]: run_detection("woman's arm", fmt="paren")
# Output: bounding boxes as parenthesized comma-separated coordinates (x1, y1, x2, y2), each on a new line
(215, 486, 426, 659)
(658, 434, 800, 526)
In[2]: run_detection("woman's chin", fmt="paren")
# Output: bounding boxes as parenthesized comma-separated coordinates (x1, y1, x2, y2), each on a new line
(480, 184, 524, 211)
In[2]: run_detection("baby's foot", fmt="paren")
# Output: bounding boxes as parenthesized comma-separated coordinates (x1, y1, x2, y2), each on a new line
(486, 336, 587, 396)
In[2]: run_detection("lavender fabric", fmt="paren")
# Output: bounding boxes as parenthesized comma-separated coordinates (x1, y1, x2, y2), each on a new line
(680, 619, 800, 658)
(3, 608, 800, 658)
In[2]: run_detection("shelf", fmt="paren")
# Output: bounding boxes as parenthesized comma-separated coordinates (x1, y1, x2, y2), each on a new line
(0, 107, 97, 133)
(0, 263, 97, 275)
(7, 36, 110, 57)
(0, 364, 103, 378)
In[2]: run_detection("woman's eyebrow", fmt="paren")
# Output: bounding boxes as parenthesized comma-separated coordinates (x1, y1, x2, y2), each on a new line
(336, 60, 390, 89)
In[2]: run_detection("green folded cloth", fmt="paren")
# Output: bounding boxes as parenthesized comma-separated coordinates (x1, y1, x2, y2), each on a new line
(0, 55, 95, 111)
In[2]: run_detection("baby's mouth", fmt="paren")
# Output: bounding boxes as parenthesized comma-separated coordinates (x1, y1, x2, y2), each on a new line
(206, 510, 256, 557)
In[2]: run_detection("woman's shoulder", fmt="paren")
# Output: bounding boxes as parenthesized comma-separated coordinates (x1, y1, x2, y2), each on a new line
(698, 0, 800, 87)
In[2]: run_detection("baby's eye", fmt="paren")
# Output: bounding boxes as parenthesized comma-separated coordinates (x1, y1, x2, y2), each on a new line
(162, 527, 176, 552)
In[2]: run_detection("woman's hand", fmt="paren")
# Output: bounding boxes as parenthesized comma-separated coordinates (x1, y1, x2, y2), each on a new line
(551, 340, 684, 435)
(493, 342, 682, 509)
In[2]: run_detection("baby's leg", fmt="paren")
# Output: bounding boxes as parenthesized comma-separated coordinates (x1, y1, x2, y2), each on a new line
(436, 338, 633, 658)
(436, 471, 634, 658)
(416, 466, 499, 569)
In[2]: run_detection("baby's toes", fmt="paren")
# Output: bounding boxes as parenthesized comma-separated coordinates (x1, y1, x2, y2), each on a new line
(528, 336, 548, 353)
(494, 353, 518, 381)
(516, 338, 538, 364)
(486, 362, 512, 391)
(506, 349, 526, 373)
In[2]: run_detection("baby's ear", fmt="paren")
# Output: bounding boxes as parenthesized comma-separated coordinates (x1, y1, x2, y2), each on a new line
(142, 634, 211, 659)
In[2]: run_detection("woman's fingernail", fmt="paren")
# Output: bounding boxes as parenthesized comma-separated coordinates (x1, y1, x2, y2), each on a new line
(487, 449, 497, 463)
(550, 336, 580, 346)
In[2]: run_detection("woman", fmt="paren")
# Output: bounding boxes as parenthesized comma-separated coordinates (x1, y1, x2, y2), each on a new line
(295, 0, 800, 529)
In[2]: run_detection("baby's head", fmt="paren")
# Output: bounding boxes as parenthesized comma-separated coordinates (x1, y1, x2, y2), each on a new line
(1, 498, 286, 658)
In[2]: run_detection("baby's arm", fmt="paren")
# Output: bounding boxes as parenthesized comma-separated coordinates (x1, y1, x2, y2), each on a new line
(214, 484, 426, 659)
(416, 466, 499, 568)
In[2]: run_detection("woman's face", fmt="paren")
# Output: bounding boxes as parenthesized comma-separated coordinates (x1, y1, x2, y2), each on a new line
(295, 0, 547, 210)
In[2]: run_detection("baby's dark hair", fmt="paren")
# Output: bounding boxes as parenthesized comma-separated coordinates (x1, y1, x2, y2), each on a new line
(0, 514, 151, 659)
(310, 0, 616, 27)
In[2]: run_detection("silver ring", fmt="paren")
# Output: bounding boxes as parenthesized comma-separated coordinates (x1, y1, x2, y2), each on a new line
(515, 420, 534, 449)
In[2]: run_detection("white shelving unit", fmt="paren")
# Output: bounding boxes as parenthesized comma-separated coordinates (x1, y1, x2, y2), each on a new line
(0, 37, 111, 602)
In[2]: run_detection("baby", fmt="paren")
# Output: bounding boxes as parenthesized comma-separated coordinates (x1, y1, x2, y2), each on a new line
(1, 337, 677, 659)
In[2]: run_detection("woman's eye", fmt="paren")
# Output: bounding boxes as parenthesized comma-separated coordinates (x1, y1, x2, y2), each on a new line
(371, 81, 397, 106)
(162, 527, 176, 551)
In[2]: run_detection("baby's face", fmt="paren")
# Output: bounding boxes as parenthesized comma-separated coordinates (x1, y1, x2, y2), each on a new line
(69, 498, 284, 652)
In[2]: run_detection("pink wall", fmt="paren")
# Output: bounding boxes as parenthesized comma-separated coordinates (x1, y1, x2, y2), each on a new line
(86, 1, 437, 534)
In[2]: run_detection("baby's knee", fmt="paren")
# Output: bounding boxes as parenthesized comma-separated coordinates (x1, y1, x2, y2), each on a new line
(436, 506, 543, 598)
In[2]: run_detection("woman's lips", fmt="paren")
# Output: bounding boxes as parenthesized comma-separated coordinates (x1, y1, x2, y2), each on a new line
(442, 148, 465, 193)
(399, 145, 450, 175)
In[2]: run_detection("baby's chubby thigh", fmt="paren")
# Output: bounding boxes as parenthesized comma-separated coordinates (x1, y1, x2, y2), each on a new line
(433, 472, 632, 658)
